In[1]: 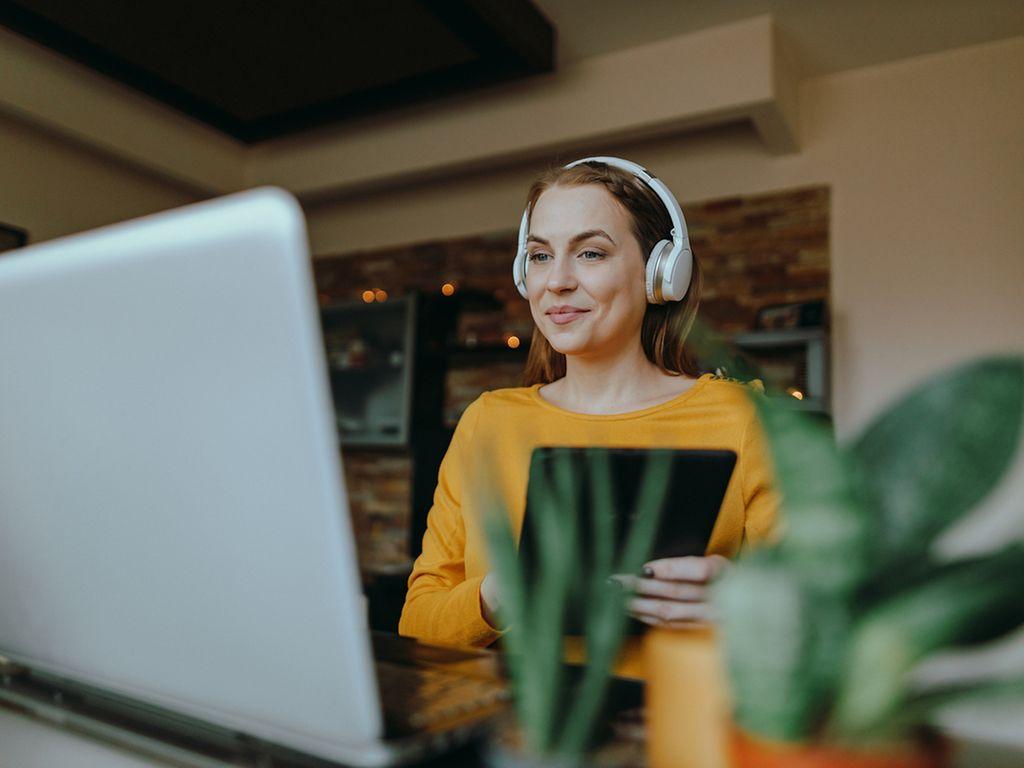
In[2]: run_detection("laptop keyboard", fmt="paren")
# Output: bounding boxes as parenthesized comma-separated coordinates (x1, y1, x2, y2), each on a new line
(375, 661, 510, 735)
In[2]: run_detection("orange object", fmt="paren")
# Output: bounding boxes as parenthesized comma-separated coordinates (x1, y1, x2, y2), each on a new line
(730, 728, 951, 768)
(645, 626, 732, 768)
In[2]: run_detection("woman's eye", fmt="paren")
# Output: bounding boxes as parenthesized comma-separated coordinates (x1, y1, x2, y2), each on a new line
(527, 252, 550, 262)
(580, 250, 605, 260)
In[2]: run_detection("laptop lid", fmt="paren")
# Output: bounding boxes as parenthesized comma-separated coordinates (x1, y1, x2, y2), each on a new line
(0, 189, 387, 763)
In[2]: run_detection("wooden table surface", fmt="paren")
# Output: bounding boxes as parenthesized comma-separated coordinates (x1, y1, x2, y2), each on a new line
(1, 633, 1021, 768)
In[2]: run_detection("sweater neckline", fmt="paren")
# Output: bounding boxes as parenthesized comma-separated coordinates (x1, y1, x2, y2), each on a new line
(528, 372, 714, 421)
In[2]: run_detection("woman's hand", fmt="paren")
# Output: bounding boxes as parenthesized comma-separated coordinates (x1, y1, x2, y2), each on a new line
(480, 572, 503, 629)
(616, 555, 731, 629)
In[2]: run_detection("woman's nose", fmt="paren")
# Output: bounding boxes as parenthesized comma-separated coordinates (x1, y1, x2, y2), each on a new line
(545, 255, 577, 292)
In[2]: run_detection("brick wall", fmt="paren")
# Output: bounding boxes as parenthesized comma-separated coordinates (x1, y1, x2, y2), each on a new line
(315, 185, 829, 573)
(340, 450, 411, 573)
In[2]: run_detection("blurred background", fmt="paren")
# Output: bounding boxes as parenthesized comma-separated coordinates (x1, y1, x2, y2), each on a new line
(1, 0, 1022, 744)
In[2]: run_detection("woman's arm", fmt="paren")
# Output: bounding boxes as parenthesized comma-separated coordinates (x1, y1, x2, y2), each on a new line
(398, 399, 503, 647)
(738, 403, 782, 546)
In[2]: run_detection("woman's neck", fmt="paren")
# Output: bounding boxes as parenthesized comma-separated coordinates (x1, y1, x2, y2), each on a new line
(547, 340, 693, 414)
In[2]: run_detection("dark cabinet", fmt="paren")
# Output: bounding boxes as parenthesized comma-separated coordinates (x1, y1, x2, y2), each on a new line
(321, 295, 417, 447)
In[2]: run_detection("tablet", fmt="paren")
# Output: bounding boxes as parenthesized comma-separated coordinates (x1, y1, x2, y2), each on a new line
(518, 447, 737, 634)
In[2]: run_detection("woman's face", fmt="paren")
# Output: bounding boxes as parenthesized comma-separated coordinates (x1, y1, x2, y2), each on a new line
(524, 183, 648, 359)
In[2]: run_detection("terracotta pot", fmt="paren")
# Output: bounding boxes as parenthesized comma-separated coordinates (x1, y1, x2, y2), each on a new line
(731, 727, 951, 768)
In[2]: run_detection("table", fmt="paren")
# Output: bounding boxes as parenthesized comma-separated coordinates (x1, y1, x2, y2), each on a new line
(0, 634, 1021, 768)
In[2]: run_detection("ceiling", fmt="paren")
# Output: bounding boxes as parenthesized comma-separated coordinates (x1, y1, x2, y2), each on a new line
(1, 0, 1020, 145)
(0, 0, 554, 142)
(536, 0, 1024, 75)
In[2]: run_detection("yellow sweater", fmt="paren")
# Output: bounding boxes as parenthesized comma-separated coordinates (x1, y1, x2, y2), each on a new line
(398, 372, 779, 660)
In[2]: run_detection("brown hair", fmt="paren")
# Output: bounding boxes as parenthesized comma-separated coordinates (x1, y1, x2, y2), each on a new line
(521, 160, 703, 385)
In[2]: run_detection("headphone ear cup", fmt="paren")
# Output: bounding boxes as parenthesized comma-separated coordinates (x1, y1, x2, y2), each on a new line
(512, 251, 529, 299)
(645, 240, 672, 303)
(660, 246, 693, 303)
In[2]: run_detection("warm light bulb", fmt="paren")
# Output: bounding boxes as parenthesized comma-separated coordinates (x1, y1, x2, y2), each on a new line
(361, 290, 375, 303)
(789, 389, 804, 400)
(506, 335, 521, 349)
(374, 289, 388, 302)
(441, 283, 456, 296)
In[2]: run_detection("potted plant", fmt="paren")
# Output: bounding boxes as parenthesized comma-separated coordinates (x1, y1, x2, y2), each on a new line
(481, 447, 673, 766)
(715, 356, 1024, 767)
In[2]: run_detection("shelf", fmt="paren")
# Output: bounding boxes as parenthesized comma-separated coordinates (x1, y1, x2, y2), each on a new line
(768, 395, 830, 414)
(446, 343, 530, 363)
(320, 294, 416, 450)
(718, 327, 831, 416)
(338, 432, 405, 448)
(329, 362, 403, 376)
(320, 295, 412, 318)
(729, 328, 828, 347)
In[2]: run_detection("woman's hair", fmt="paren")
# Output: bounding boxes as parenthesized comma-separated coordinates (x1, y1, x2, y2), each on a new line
(521, 160, 703, 385)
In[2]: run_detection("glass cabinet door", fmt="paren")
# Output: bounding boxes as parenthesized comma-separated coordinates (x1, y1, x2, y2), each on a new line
(320, 295, 415, 447)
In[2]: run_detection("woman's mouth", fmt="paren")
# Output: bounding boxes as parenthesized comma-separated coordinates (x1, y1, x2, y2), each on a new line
(546, 307, 590, 325)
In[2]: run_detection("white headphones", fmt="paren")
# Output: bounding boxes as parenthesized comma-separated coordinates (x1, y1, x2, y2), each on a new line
(512, 156, 693, 304)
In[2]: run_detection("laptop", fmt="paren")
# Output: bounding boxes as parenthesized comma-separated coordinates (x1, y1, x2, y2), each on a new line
(519, 447, 737, 635)
(0, 189, 506, 766)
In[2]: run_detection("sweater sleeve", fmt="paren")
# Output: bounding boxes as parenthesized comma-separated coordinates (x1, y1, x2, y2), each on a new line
(739, 405, 782, 548)
(398, 398, 502, 647)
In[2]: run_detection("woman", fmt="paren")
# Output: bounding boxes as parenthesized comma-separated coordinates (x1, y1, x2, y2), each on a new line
(398, 157, 778, 674)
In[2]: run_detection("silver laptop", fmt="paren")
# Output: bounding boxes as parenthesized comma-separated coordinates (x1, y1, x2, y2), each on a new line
(0, 189, 505, 766)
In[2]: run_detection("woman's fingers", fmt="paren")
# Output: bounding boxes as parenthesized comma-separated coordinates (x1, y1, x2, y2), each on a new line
(610, 574, 707, 602)
(628, 596, 716, 625)
(642, 554, 731, 583)
(609, 556, 730, 628)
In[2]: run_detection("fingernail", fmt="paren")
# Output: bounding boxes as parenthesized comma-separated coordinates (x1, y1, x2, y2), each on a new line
(642, 566, 654, 578)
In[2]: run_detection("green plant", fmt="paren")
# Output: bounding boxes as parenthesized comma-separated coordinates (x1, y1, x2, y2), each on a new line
(715, 356, 1024, 747)
(482, 448, 672, 761)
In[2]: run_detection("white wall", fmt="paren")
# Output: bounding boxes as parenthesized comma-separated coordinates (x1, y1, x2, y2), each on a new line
(0, 112, 198, 244)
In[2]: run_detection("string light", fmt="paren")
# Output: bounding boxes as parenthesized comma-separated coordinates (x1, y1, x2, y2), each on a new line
(788, 388, 805, 400)
(506, 335, 521, 349)
(441, 283, 456, 296)
(361, 290, 374, 303)
(374, 289, 388, 302)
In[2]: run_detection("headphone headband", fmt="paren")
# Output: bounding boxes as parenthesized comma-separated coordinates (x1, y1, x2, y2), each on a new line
(512, 156, 693, 304)
(563, 156, 686, 248)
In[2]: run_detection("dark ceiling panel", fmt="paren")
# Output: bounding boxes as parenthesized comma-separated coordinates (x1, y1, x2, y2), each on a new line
(0, 0, 555, 142)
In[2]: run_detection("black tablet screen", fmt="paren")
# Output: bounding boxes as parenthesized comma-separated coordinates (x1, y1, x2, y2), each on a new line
(518, 447, 737, 635)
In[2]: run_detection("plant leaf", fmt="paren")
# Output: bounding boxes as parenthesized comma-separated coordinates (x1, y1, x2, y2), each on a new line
(557, 450, 672, 755)
(753, 393, 869, 598)
(830, 543, 1024, 740)
(525, 449, 579, 752)
(481, 499, 537, 739)
(715, 550, 819, 741)
(849, 357, 1024, 572)
(908, 676, 1024, 725)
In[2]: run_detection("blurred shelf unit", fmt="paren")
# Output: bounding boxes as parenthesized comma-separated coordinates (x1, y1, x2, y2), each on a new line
(728, 328, 831, 415)
(320, 295, 416, 448)
(445, 341, 531, 364)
